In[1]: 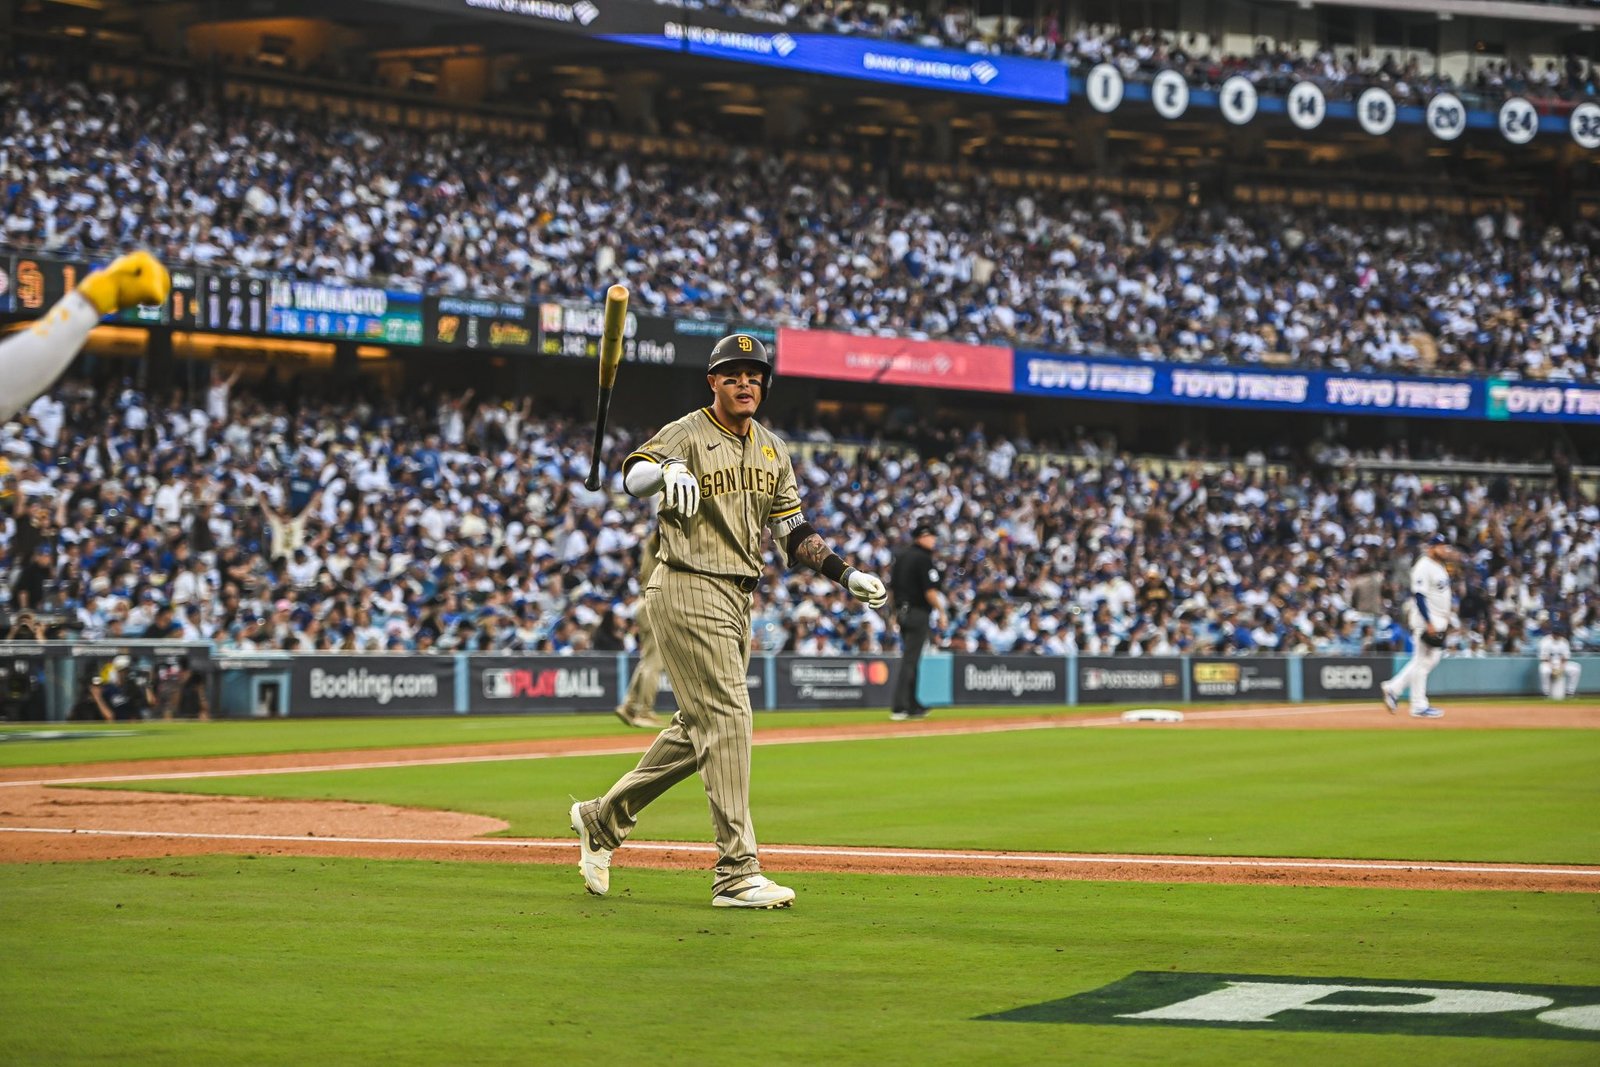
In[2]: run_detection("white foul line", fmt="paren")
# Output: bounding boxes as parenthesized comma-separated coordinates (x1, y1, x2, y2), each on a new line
(0, 704, 1375, 789)
(1, 826, 1595, 878)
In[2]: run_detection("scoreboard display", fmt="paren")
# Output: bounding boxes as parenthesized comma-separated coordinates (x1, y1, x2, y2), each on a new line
(194, 276, 423, 344)
(424, 295, 537, 353)
(195, 273, 268, 334)
(0, 256, 776, 371)
(1, 255, 193, 325)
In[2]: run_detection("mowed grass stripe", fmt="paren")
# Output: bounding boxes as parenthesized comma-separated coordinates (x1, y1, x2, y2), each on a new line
(92, 728, 1600, 865)
(2, 857, 1596, 1067)
(4, 698, 1591, 769)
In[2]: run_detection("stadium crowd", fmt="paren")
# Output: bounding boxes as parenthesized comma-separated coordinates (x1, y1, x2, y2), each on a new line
(2, 68, 1595, 380)
(1, 379, 1593, 660)
(673, 4, 1599, 105)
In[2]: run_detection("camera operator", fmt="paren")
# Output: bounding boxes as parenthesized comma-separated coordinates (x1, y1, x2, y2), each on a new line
(91, 655, 156, 722)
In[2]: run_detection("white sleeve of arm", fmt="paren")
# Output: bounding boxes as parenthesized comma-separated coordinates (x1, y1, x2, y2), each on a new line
(624, 459, 667, 498)
(0, 292, 101, 422)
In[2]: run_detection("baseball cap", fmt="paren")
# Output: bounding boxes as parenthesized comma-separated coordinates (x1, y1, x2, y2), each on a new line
(1426, 533, 1451, 546)
(912, 523, 937, 539)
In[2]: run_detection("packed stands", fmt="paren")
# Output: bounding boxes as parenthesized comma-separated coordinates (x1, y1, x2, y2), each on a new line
(1, 380, 1592, 659)
(3, 67, 1595, 379)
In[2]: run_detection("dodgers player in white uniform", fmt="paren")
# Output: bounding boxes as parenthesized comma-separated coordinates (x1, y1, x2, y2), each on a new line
(1380, 534, 1456, 719)
(1538, 628, 1580, 700)
(0, 251, 169, 421)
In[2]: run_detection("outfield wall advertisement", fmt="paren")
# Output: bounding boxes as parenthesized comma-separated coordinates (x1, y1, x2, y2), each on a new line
(1075, 657, 1185, 704)
(775, 655, 895, 708)
(288, 656, 457, 716)
(1188, 657, 1289, 702)
(469, 656, 621, 714)
(1302, 656, 1393, 701)
(952, 655, 1066, 704)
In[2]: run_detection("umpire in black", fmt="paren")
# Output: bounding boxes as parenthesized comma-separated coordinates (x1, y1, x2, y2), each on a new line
(889, 522, 945, 721)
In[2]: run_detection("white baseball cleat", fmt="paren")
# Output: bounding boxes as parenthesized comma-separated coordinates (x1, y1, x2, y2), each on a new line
(1410, 706, 1444, 719)
(1380, 685, 1397, 714)
(711, 874, 795, 909)
(570, 801, 612, 896)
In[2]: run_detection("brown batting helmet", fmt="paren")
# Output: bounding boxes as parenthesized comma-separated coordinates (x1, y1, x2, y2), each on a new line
(707, 334, 773, 397)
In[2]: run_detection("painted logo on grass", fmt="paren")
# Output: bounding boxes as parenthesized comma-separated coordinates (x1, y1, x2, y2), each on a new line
(979, 973, 1600, 1041)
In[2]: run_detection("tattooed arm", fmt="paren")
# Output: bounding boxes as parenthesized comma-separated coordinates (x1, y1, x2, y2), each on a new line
(780, 522, 887, 607)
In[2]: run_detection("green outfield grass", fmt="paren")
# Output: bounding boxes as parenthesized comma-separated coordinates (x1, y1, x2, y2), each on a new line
(6, 706, 1598, 1065)
(2, 697, 1591, 769)
(0, 704, 1114, 768)
(93, 726, 1600, 864)
(2, 857, 1595, 1067)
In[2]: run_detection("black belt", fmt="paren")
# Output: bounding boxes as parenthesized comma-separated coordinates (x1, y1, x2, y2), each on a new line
(666, 563, 759, 594)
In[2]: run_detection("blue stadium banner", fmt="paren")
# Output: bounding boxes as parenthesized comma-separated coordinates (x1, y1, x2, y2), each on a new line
(1484, 377, 1600, 423)
(1014, 350, 1506, 422)
(606, 29, 1069, 103)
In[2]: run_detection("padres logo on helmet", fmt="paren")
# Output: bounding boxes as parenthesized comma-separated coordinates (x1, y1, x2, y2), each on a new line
(706, 334, 774, 399)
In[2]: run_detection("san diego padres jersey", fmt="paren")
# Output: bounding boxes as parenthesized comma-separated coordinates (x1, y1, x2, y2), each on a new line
(625, 408, 802, 580)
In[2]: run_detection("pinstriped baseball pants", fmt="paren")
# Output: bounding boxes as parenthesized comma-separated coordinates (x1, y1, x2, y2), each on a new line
(578, 567, 760, 893)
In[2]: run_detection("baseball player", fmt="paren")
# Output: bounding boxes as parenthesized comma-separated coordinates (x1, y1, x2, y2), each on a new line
(1380, 533, 1456, 719)
(0, 251, 169, 420)
(570, 334, 888, 909)
(1538, 626, 1580, 700)
(614, 522, 666, 728)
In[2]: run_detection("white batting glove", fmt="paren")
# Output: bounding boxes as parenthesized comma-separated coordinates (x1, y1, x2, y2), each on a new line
(846, 569, 888, 609)
(660, 460, 700, 518)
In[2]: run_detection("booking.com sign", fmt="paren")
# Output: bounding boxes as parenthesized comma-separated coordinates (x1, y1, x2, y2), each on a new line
(981, 972, 1600, 1041)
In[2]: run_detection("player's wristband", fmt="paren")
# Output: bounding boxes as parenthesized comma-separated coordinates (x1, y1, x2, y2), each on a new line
(820, 555, 851, 584)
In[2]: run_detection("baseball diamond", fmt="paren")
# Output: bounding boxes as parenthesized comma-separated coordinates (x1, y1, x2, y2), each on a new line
(3, 0, 1600, 1062)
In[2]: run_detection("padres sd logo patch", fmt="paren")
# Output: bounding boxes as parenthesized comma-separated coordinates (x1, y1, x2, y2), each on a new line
(762, 445, 777, 462)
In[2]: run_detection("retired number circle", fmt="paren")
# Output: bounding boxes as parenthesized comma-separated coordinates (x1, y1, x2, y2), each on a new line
(1086, 62, 1124, 114)
(1499, 97, 1538, 145)
(1151, 69, 1189, 120)
(1572, 102, 1600, 150)
(1286, 81, 1326, 131)
(1220, 75, 1258, 125)
(1425, 93, 1466, 141)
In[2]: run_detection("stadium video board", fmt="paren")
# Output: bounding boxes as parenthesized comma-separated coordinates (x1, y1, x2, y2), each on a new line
(0, 254, 195, 326)
(424, 295, 538, 353)
(392, 0, 1068, 103)
(539, 301, 774, 366)
(187, 273, 425, 344)
(611, 27, 1069, 104)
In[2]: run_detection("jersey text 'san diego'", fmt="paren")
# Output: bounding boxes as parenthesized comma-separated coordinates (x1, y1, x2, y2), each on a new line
(624, 408, 801, 579)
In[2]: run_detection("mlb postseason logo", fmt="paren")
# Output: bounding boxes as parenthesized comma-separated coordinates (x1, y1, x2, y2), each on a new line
(981, 973, 1600, 1041)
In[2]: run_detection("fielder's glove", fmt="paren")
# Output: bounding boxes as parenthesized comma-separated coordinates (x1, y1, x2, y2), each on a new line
(1421, 629, 1447, 650)
(659, 460, 700, 518)
(845, 569, 888, 610)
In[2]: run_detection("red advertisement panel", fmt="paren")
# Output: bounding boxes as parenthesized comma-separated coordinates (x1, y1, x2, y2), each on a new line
(778, 328, 1013, 393)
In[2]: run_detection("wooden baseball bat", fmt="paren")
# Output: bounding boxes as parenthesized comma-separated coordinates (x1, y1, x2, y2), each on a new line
(584, 284, 629, 491)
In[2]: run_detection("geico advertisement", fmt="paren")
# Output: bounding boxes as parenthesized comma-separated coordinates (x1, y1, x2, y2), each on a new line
(1303, 656, 1392, 700)
(1189, 658, 1289, 702)
(776, 656, 894, 707)
(469, 656, 620, 713)
(289, 658, 456, 716)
